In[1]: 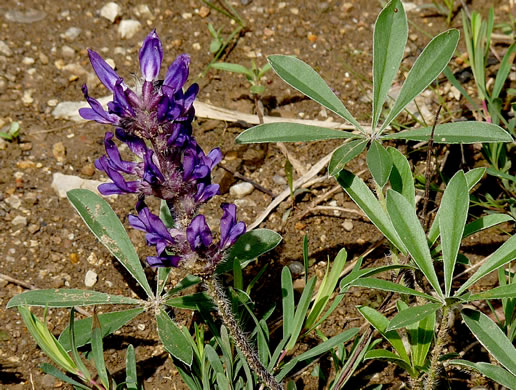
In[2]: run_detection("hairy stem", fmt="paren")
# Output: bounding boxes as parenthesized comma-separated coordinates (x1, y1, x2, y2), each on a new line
(204, 276, 283, 390)
(427, 305, 450, 389)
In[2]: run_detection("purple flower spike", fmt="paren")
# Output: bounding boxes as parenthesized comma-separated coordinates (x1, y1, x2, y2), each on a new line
(147, 254, 181, 268)
(163, 54, 190, 93)
(139, 30, 163, 82)
(88, 49, 122, 92)
(219, 203, 246, 250)
(187, 215, 213, 251)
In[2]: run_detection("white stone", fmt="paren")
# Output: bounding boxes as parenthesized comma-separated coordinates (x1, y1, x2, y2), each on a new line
(6, 195, 21, 209)
(22, 90, 34, 104)
(12, 216, 28, 226)
(84, 270, 98, 287)
(342, 219, 353, 232)
(61, 45, 75, 58)
(0, 40, 12, 56)
(22, 57, 35, 65)
(118, 20, 141, 39)
(51, 172, 108, 198)
(47, 99, 58, 107)
(229, 182, 254, 198)
(272, 174, 287, 185)
(100, 2, 121, 23)
(63, 27, 81, 41)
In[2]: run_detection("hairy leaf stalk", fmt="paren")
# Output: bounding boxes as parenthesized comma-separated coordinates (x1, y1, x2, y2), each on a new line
(426, 305, 450, 389)
(204, 276, 283, 390)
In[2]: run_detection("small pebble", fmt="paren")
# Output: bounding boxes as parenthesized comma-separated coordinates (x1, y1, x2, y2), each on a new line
(6, 195, 21, 209)
(27, 224, 40, 234)
(342, 219, 353, 231)
(100, 2, 121, 23)
(69, 253, 79, 264)
(272, 174, 287, 185)
(52, 142, 66, 162)
(80, 163, 96, 176)
(84, 270, 98, 287)
(229, 182, 254, 198)
(0, 40, 12, 56)
(61, 45, 75, 58)
(22, 57, 35, 65)
(287, 261, 304, 275)
(22, 90, 34, 105)
(118, 20, 141, 39)
(198, 6, 210, 18)
(12, 216, 28, 226)
(63, 27, 81, 41)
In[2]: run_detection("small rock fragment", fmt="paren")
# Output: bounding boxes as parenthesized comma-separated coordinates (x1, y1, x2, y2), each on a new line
(52, 142, 66, 162)
(51, 173, 108, 198)
(69, 253, 79, 264)
(80, 163, 96, 176)
(12, 216, 28, 226)
(342, 219, 353, 231)
(22, 90, 34, 105)
(84, 270, 98, 287)
(63, 27, 81, 41)
(6, 195, 22, 209)
(22, 57, 35, 65)
(287, 261, 304, 275)
(0, 41, 12, 56)
(229, 182, 254, 198)
(100, 2, 121, 23)
(61, 45, 75, 58)
(28, 223, 40, 234)
(272, 174, 287, 185)
(118, 20, 141, 39)
(199, 6, 210, 18)
(16, 160, 36, 169)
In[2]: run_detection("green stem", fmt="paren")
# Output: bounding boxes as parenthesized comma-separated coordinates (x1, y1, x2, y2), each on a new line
(427, 305, 450, 389)
(204, 276, 283, 390)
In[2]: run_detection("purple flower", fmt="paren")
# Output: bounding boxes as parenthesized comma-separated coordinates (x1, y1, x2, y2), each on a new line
(219, 203, 246, 250)
(79, 85, 119, 125)
(187, 215, 213, 251)
(139, 30, 163, 82)
(88, 49, 122, 92)
(128, 201, 181, 267)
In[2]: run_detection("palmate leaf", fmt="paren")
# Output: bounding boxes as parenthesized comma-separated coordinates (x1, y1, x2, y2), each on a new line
(372, 0, 407, 130)
(439, 171, 469, 297)
(380, 29, 459, 132)
(382, 122, 513, 143)
(461, 309, 516, 376)
(235, 122, 357, 144)
(67, 189, 154, 298)
(267, 55, 365, 133)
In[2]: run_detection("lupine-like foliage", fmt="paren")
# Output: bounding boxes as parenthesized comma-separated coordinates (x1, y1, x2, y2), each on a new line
(80, 30, 245, 269)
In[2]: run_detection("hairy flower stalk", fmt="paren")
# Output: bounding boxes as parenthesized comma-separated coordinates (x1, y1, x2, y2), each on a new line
(81, 30, 281, 389)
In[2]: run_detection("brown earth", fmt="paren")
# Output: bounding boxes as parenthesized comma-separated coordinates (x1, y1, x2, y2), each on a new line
(0, 0, 514, 389)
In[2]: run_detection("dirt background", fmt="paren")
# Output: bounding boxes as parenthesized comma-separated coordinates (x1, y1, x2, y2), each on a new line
(0, 0, 514, 389)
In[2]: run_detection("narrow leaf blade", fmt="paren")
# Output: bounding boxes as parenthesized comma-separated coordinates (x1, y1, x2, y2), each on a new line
(381, 29, 459, 131)
(461, 309, 516, 375)
(328, 139, 367, 176)
(67, 189, 154, 298)
(382, 122, 513, 143)
(7, 289, 142, 308)
(387, 303, 442, 331)
(236, 122, 357, 144)
(367, 140, 393, 187)
(156, 309, 193, 366)
(372, 0, 408, 129)
(440, 171, 469, 297)
(336, 170, 406, 253)
(268, 55, 364, 132)
(450, 360, 516, 390)
(386, 190, 443, 298)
